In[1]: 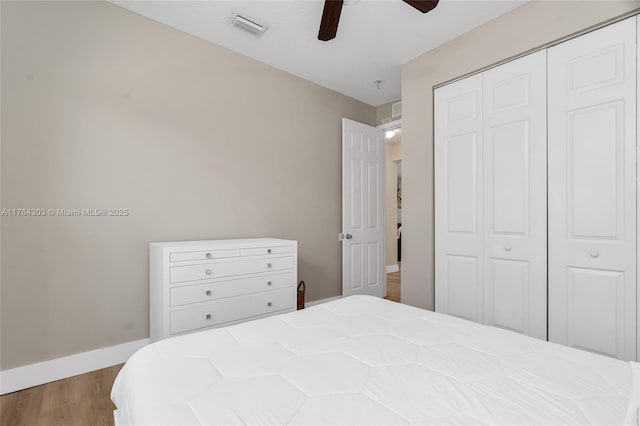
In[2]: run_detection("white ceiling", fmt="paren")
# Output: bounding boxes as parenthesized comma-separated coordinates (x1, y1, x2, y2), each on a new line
(111, 0, 527, 106)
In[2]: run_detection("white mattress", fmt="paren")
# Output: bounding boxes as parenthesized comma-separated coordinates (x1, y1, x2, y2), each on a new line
(112, 296, 640, 425)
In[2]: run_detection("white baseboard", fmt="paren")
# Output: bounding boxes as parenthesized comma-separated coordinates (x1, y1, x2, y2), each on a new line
(0, 338, 149, 395)
(386, 264, 400, 273)
(305, 295, 342, 308)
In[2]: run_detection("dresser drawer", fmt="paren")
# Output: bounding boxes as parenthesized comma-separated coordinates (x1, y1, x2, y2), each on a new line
(169, 273, 294, 306)
(169, 289, 295, 335)
(240, 245, 294, 257)
(170, 249, 240, 262)
(151, 238, 297, 342)
(169, 256, 293, 284)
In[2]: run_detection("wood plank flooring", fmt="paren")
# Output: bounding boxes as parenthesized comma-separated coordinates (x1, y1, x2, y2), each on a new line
(0, 364, 122, 426)
(385, 266, 401, 302)
(1, 271, 400, 426)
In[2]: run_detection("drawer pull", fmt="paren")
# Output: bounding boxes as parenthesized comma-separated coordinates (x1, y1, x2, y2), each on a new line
(267, 302, 272, 307)
(205, 269, 213, 275)
(590, 251, 600, 258)
(267, 281, 272, 286)
(205, 314, 212, 320)
(267, 263, 272, 268)
(206, 252, 212, 259)
(267, 249, 272, 254)
(205, 290, 212, 296)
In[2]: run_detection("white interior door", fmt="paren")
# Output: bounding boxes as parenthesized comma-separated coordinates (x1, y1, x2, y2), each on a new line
(342, 118, 385, 298)
(548, 17, 637, 361)
(637, 14, 639, 362)
(482, 51, 547, 339)
(434, 74, 484, 321)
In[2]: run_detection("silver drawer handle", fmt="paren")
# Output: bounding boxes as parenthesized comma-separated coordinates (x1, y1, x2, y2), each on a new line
(267, 249, 272, 254)
(205, 269, 212, 275)
(267, 263, 272, 268)
(504, 245, 511, 252)
(267, 302, 272, 307)
(205, 314, 211, 320)
(267, 281, 272, 286)
(590, 251, 600, 258)
(205, 252, 212, 259)
(205, 290, 211, 296)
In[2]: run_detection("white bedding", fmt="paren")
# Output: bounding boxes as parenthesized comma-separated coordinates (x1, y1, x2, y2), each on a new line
(112, 296, 640, 425)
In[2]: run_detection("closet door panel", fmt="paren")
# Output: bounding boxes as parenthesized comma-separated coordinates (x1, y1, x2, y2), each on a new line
(446, 255, 479, 320)
(482, 50, 547, 339)
(435, 74, 483, 321)
(488, 258, 529, 333)
(567, 267, 624, 356)
(548, 17, 637, 361)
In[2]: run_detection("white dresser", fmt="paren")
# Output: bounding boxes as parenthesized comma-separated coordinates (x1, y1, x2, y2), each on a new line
(150, 238, 297, 342)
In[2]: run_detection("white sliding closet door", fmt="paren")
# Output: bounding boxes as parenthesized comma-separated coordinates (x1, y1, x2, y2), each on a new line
(548, 17, 637, 361)
(482, 51, 547, 339)
(435, 74, 484, 321)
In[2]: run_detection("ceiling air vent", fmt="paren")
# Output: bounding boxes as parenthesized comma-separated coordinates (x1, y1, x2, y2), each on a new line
(228, 12, 269, 38)
(392, 101, 402, 118)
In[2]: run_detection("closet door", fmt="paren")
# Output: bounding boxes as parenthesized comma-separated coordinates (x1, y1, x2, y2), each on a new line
(434, 74, 484, 321)
(548, 18, 637, 361)
(482, 51, 547, 339)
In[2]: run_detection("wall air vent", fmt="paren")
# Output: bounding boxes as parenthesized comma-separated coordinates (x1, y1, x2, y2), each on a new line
(228, 12, 269, 38)
(392, 101, 402, 118)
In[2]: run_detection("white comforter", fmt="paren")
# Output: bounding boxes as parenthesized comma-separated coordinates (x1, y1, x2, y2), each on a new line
(112, 296, 640, 425)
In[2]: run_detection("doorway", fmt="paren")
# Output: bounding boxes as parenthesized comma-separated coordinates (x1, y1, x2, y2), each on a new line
(340, 118, 400, 301)
(340, 119, 386, 299)
(381, 121, 401, 302)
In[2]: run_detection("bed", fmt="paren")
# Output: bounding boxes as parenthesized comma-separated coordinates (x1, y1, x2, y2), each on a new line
(112, 296, 640, 425)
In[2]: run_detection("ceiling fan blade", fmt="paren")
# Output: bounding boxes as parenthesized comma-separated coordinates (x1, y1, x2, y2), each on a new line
(318, 0, 343, 41)
(403, 0, 439, 14)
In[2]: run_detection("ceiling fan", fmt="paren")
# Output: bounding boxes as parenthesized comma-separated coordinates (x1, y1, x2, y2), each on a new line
(318, 0, 439, 41)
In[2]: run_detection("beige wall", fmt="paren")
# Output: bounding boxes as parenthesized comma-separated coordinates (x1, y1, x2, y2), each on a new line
(0, 1, 376, 369)
(376, 100, 401, 125)
(401, 0, 640, 310)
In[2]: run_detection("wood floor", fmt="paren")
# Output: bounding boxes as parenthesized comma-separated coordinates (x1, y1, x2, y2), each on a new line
(0, 364, 122, 426)
(1, 271, 400, 426)
(385, 266, 401, 302)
